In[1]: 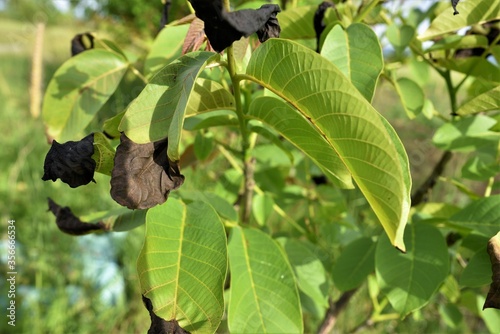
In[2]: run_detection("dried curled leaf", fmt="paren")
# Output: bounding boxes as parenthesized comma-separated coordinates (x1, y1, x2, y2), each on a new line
(110, 133, 184, 210)
(42, 133, 96, 188)
(484, 232, 500, 310)
(188, 0, 281, 52)
(47, 198, 106, 235)
(314, 1, 333, 52)
(182, 18, 206, 54)
(71, 32, 94, 56)
(452, 0, 460, 15)
(142, 295, 191, 334)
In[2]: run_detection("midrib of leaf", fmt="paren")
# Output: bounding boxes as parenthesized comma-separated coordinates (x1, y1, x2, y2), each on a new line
(241, 230, 267, 332)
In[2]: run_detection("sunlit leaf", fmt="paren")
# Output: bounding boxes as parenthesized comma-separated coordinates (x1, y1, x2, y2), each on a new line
(246, 39, 411, 250)
(395, 78, 425, 119)
(457, 86, 500, 116)
(42, 49, 128, 141)
(420, 0, 500, 41)
(321, 23, 383, 102)
(448, 195, 500, 237)
(92, 132, 115, 176)
(137, 199, 227, 333)
(460, 246, 491, 287)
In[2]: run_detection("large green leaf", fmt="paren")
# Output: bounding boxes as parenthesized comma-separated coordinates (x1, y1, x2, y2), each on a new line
(246, 39, 411, 250)
(137, 199, 227, 333)
(321, 23, 383, 102)
(228, 227, 303, 333)
(376, 223, 450, 316)
(42, 49, 128, 141)
(448, 195, 500, 237)
(119, 52, 220, 161)
(248, 97, 353, 188)
(420, 0, 500, 40)
(279, 6, 316, 40)
(144, 24, 190, 77)
(278, 238, 329, 316)
(457, 86, 500, 116)
(186, 78, 235, 115)
(332, 237, 376, 292)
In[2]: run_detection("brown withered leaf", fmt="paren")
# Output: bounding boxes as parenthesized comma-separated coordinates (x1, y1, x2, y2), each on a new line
(142, 295, 190, 334)
(42, 133, 96, 188)
(47, 198, 106, 235)
(182, 18, 206, 55)
(71, 32, 94, 56)
(188, 0, 281, 52)
(483, 232, 500, 310)
(110, 133, 184, 210)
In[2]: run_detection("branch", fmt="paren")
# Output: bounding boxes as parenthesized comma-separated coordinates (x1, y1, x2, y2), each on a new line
(411, 151, 453, 206)
(318, 290, 356, 334)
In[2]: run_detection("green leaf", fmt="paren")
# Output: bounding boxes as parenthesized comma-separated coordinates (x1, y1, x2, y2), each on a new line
(439, 303, 463, 328)
(194, 131, 215, 161)
(246, 39, 411, 250)
(448, 195, 500, 237)
(252, 193, 275, 226)
(92, 132, 115, 176)
(186, 78, 235, 115)
(111, 209, 147, 232)
(321, 23, 383, 102)
(228, 227, 303, 333)
(119, 52, 220, 161)
(394, 78, 425, 119)
(459, 246, 491, 287)
(184, 110, 239, 131)
(178, 190, 238, 222)
(477, 295, 500, 333)
(144, 24, 190, 77)
(279, 6, 316, 40)
(42, 49, 128, 141)
(433, 115, 500, 152)
(436, 57, 500, 82)
(425, 34, 489, 53)
(376, 223, 450, 316)
(102, 111, 125, 139)
(137, 199, 227, 334)
(462, 152, 500, 181)
(420, 0, 500, 41)
(248, 97, 353, 189)
(457, 86, 500, 116)
(278, 238, 329, 312)
(386, 24, 415, 51)
(332, 237, 376, 292)
(248, 122, 294, 164)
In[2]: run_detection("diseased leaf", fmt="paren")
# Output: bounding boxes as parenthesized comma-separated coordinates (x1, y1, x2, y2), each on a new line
(142, 295, 190, 334)
(71, 32, 94, 56)
(110, 133, 184, 210)
(47, 198, 106, 235)
(42, 133, 96, 188)
(452, 0, 460, 15)
(484, 232, 500, 310)
(188, 0, 281, 52)
(92, 132, 115, 176)
(183, 18, 206, 54)
(314, 1, 333, 52)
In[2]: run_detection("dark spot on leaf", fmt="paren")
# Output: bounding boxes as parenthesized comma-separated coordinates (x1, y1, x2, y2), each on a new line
(314, 1, 333, 53)
(110, 133, 184, 210)
(483, 233, 500, 310)
(71, 32, 94, 56)
(47, 198, 107, 235)
(188, 0, 281, 52)
(142, 295, 191, 334)
(42, 133, 96, 188)
(452, 0, 459, 15)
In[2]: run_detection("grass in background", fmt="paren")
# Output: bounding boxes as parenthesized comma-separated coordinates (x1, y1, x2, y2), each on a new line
(0, 18, 148, 333)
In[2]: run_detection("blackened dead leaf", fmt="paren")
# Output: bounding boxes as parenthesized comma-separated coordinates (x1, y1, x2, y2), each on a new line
(314, 1, 333, 53)
(483, 232, 500, 310)
(110, 134, 184, 210)
(71, 32, 94, 56)
(42, 133, 96, 188)
(452, 0, 460, 15)
(188, 0, 281, 52)
(47, 198, 106, 235)
(142, 295, 190, 334)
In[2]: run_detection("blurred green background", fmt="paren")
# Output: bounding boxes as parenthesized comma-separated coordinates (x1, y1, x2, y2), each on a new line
(0, 0, 489, 333)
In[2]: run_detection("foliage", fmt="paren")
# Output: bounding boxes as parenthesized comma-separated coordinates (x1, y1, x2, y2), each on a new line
(39, 0, 500, 333)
